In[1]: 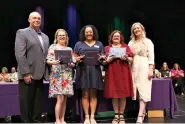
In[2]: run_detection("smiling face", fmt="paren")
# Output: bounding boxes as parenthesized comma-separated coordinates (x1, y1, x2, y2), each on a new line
(28, 12, 41, 30)
(1, 68, 7, 74)
(11, 67, 16, 73)
(174, 63, 179, 70)
(133, 24, 143, 38)
(56, 30, 67, 46)
(112, 32, 121, 44)
(163, 62, 168, 68)
(85, 27, 94, 41)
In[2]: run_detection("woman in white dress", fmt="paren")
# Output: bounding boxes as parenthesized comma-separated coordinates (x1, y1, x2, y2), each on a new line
(128, 22, 154, 124)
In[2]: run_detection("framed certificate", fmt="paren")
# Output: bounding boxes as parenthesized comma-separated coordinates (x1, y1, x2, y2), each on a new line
(54, 50, 72, 64)
(109, 47, 126, 57)
(83, 51, 99, 65)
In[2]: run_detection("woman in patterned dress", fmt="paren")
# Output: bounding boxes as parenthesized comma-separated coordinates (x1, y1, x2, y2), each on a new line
(128, 23, 154, 124)
(46, 29, 75, 124)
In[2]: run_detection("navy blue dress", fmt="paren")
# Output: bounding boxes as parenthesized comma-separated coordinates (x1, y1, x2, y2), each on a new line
(74, 41, 104, 90)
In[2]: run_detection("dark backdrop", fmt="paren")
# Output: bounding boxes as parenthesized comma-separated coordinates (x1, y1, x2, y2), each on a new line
(1, 0, 185, 71)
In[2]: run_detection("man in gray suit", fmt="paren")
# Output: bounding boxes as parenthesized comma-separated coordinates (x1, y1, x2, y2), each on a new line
(15, 12, 49, 123)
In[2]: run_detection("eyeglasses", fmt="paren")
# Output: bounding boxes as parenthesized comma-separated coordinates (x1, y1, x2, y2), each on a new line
(57, 35, 66, 37)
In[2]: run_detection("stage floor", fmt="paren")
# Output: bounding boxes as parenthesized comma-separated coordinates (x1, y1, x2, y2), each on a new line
(129, 95, 185, 123)
(0, 95, 185, 123)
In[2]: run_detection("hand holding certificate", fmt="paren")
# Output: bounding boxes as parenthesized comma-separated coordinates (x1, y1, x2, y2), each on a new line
(98, 53, 107, 62)
(54, 50, 72, 64)
(82, 51, 99, 65)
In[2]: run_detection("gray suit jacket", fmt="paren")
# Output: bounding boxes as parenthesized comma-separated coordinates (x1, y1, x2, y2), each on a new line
(15, 27, 50, 80)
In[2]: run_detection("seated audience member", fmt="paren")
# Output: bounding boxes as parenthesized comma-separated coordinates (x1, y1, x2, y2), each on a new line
(160, 62, 171, 78)
(171, 63, 184, 95)
(9, 67, 18, 82)
(153, 64, 160, 78)
(0, 67, 11, 82)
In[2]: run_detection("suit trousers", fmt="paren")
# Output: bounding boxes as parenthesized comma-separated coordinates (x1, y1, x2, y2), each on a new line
(18, 79, 44, 122)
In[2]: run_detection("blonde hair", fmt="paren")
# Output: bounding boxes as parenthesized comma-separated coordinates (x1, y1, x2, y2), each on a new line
(54, 29, 69, 46)
(130, 22, 146, 41)
(2, 67, 8, 73)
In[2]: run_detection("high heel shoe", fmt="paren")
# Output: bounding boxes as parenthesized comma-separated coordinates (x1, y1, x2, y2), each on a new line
(90, 115, 97, 124)
(84, 119, 90, 124)
(119, 113, 125, 124)
(84, 115, 90, 124)
(136, 116, 143, 124)
(112, 113, 119, 124)
(142, 112, 148, 121)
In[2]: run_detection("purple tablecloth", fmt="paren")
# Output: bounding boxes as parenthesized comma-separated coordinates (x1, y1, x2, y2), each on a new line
(0, 81, 57, 117)
(147, 78, 179, 118)
(0, 81, 80, 118)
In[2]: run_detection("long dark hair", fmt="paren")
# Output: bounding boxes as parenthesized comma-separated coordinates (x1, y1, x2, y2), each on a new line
(161, 62, 169, 70)
(173, 63, 180, 70)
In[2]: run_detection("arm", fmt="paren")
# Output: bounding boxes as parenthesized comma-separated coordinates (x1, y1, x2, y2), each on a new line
(128, 41, 134, 64)
(171, 70, 176, 77)
(169, 71, 171, 77)
(147, 39, 155, 69)
(15, 30, 30, 75)
(46, 45, 59, 65)
(179, 70, 184, 77)
(73, 42, 83, 62)
(126, 45, 133, 63)
(101, 46, 114, 65)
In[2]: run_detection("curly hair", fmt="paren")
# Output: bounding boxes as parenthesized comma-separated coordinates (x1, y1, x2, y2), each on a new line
(108, 30, 124, 45)
(79, 25, 99, 41)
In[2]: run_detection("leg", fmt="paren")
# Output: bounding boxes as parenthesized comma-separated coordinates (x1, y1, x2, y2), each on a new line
(119, 98, 126, 124)
(181, 84, 184, 95)
(137, 99, 146, 123)
(89, 89, 97, 124)
(82, 89, 90, 124)
(179, 78, 185, 95)
(60, 96, 67, 123)
(55, 95, 64, 123)
(112, 98, 119, 124)
(32, 80, 44, 122)
(19, 80, 35, 123)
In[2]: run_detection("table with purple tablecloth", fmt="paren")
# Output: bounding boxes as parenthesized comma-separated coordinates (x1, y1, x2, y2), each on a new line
(147, 78, 179, 118)
(0, 78, 179, 121)
(0, 81, 56, 117)
(0, 81, 80, 118)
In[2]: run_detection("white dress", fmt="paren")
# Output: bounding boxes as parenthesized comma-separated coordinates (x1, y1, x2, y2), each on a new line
(128, 38, 154, 102)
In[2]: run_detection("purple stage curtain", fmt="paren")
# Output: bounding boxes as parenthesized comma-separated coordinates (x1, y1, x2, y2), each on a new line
(67, 4, 77, 48)
(35, 6, 44, 31)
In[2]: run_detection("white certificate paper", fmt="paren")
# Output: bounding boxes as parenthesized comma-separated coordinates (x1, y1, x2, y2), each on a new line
(109, 47, 126, 57)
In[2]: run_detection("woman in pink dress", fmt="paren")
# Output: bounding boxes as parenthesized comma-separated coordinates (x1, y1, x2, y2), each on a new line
(171, 63, 184, 95)
(104, 30, 134, 124)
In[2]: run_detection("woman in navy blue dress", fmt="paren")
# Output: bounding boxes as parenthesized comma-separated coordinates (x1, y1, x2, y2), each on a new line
(74, 25, 104, 124)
